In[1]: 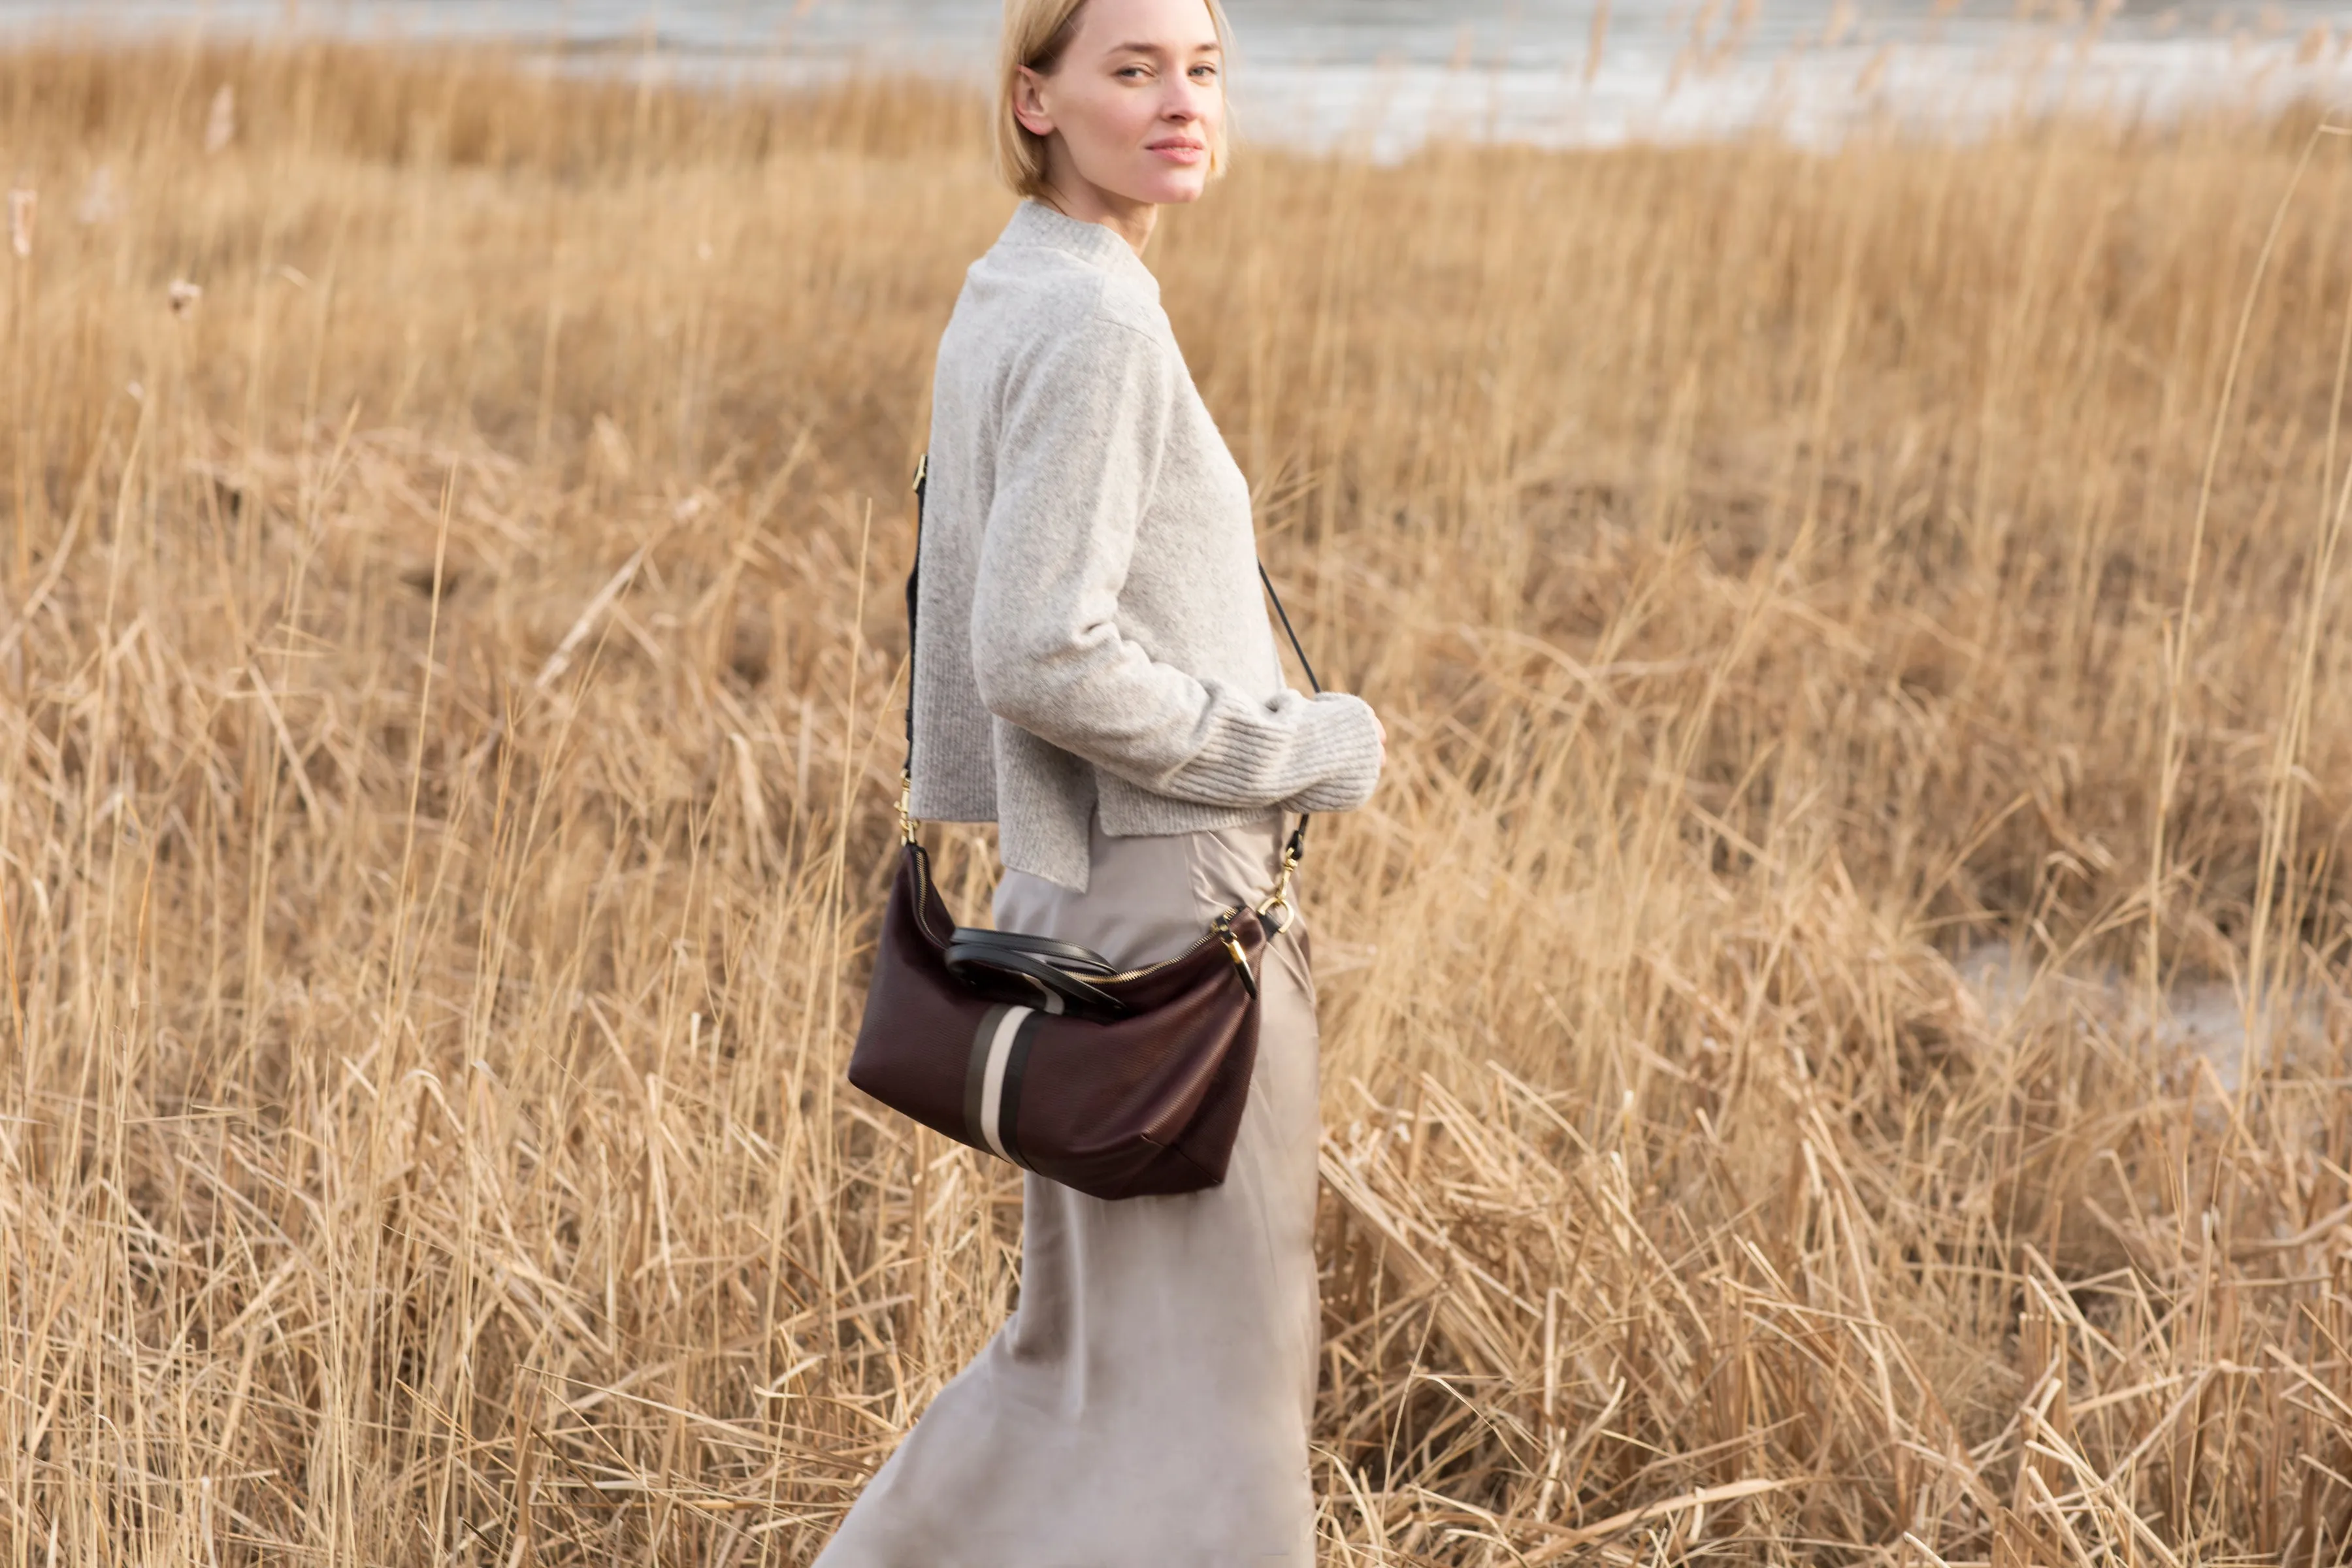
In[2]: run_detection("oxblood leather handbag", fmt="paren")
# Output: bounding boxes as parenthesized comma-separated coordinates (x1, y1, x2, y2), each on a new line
(847, 455, 1322, 1201)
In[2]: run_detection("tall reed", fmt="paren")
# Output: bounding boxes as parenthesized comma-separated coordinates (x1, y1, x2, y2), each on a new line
(0, 35, 2347, 1565)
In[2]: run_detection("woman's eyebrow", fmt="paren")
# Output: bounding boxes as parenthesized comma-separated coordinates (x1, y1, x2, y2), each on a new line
(1103, 41, 1224, 57)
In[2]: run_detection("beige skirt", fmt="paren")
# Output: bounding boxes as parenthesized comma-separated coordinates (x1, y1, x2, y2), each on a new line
(815, 811, 1322, 1567)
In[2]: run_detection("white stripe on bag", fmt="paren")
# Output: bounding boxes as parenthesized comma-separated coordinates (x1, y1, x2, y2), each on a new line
(977, 1004, 1032, 1162)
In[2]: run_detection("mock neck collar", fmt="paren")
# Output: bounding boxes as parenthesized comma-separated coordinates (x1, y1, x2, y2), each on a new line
(1002, 199, 1159, 289)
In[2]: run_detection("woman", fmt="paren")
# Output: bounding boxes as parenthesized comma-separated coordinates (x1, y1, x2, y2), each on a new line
(816, 0, 1386, 1560)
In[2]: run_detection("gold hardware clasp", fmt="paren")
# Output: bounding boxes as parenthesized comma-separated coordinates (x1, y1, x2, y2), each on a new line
(1254, 841, 1301, 932)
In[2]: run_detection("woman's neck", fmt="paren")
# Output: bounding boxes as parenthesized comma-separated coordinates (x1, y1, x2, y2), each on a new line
(1035, 171, 1158, 259)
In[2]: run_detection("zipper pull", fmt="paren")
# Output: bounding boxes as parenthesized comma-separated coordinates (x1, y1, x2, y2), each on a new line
(1214, 913, 1258, 1000)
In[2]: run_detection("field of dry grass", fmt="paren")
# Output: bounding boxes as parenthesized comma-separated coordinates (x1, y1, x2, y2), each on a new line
(2, 33, 2350, 1565)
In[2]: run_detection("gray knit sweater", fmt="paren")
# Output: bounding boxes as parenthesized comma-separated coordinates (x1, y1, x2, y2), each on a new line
(909, 199, 1384, 892)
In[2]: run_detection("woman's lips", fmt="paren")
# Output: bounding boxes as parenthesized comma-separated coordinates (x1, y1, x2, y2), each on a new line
(1149, 139, 1206, 164)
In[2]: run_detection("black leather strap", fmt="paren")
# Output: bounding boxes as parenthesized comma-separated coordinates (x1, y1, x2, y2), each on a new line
(947, 925, 1120, 976)
(906, 456, 926, 777)
(943, 940, 1129, 1017)
(906, 455, 1322, 870)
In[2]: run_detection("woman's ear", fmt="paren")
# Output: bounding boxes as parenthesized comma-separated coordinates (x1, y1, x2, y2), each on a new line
(1012, 65, 1056, 139)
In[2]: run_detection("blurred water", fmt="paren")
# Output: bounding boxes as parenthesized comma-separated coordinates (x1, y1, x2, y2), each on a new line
(1955, 944, 2334, 1094)
(5, 0, 2351, 150)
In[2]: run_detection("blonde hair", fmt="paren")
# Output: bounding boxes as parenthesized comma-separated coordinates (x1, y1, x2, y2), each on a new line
(994, 0, 1233, 201)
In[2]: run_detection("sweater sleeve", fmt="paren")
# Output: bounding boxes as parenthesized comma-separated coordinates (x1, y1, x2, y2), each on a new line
(968, 310, 1384, 815)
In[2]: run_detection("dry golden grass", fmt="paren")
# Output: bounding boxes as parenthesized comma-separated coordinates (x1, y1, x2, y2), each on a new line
(2, 33, 2350, 1565)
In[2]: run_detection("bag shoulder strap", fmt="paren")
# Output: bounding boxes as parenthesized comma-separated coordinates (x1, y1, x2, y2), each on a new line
(902, 454, 1317, 912)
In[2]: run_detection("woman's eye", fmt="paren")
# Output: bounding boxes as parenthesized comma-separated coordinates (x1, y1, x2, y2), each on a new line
(1191, 65, 1218, 80)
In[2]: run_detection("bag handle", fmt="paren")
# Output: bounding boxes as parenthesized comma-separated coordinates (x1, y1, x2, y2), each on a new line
(900, 453, 1318, 921)
(945, 924, 1122, 976)
(942, 935, 1130, 1019)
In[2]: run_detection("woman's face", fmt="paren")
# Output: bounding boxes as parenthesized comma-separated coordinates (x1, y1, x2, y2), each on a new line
(1016, 0, 1225, 209)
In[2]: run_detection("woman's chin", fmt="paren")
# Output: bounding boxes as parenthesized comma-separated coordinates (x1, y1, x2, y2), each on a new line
(1128, 171, 1209, 206)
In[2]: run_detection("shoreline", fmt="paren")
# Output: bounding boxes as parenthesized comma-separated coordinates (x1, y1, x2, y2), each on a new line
(5, 7, 2351, 152)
